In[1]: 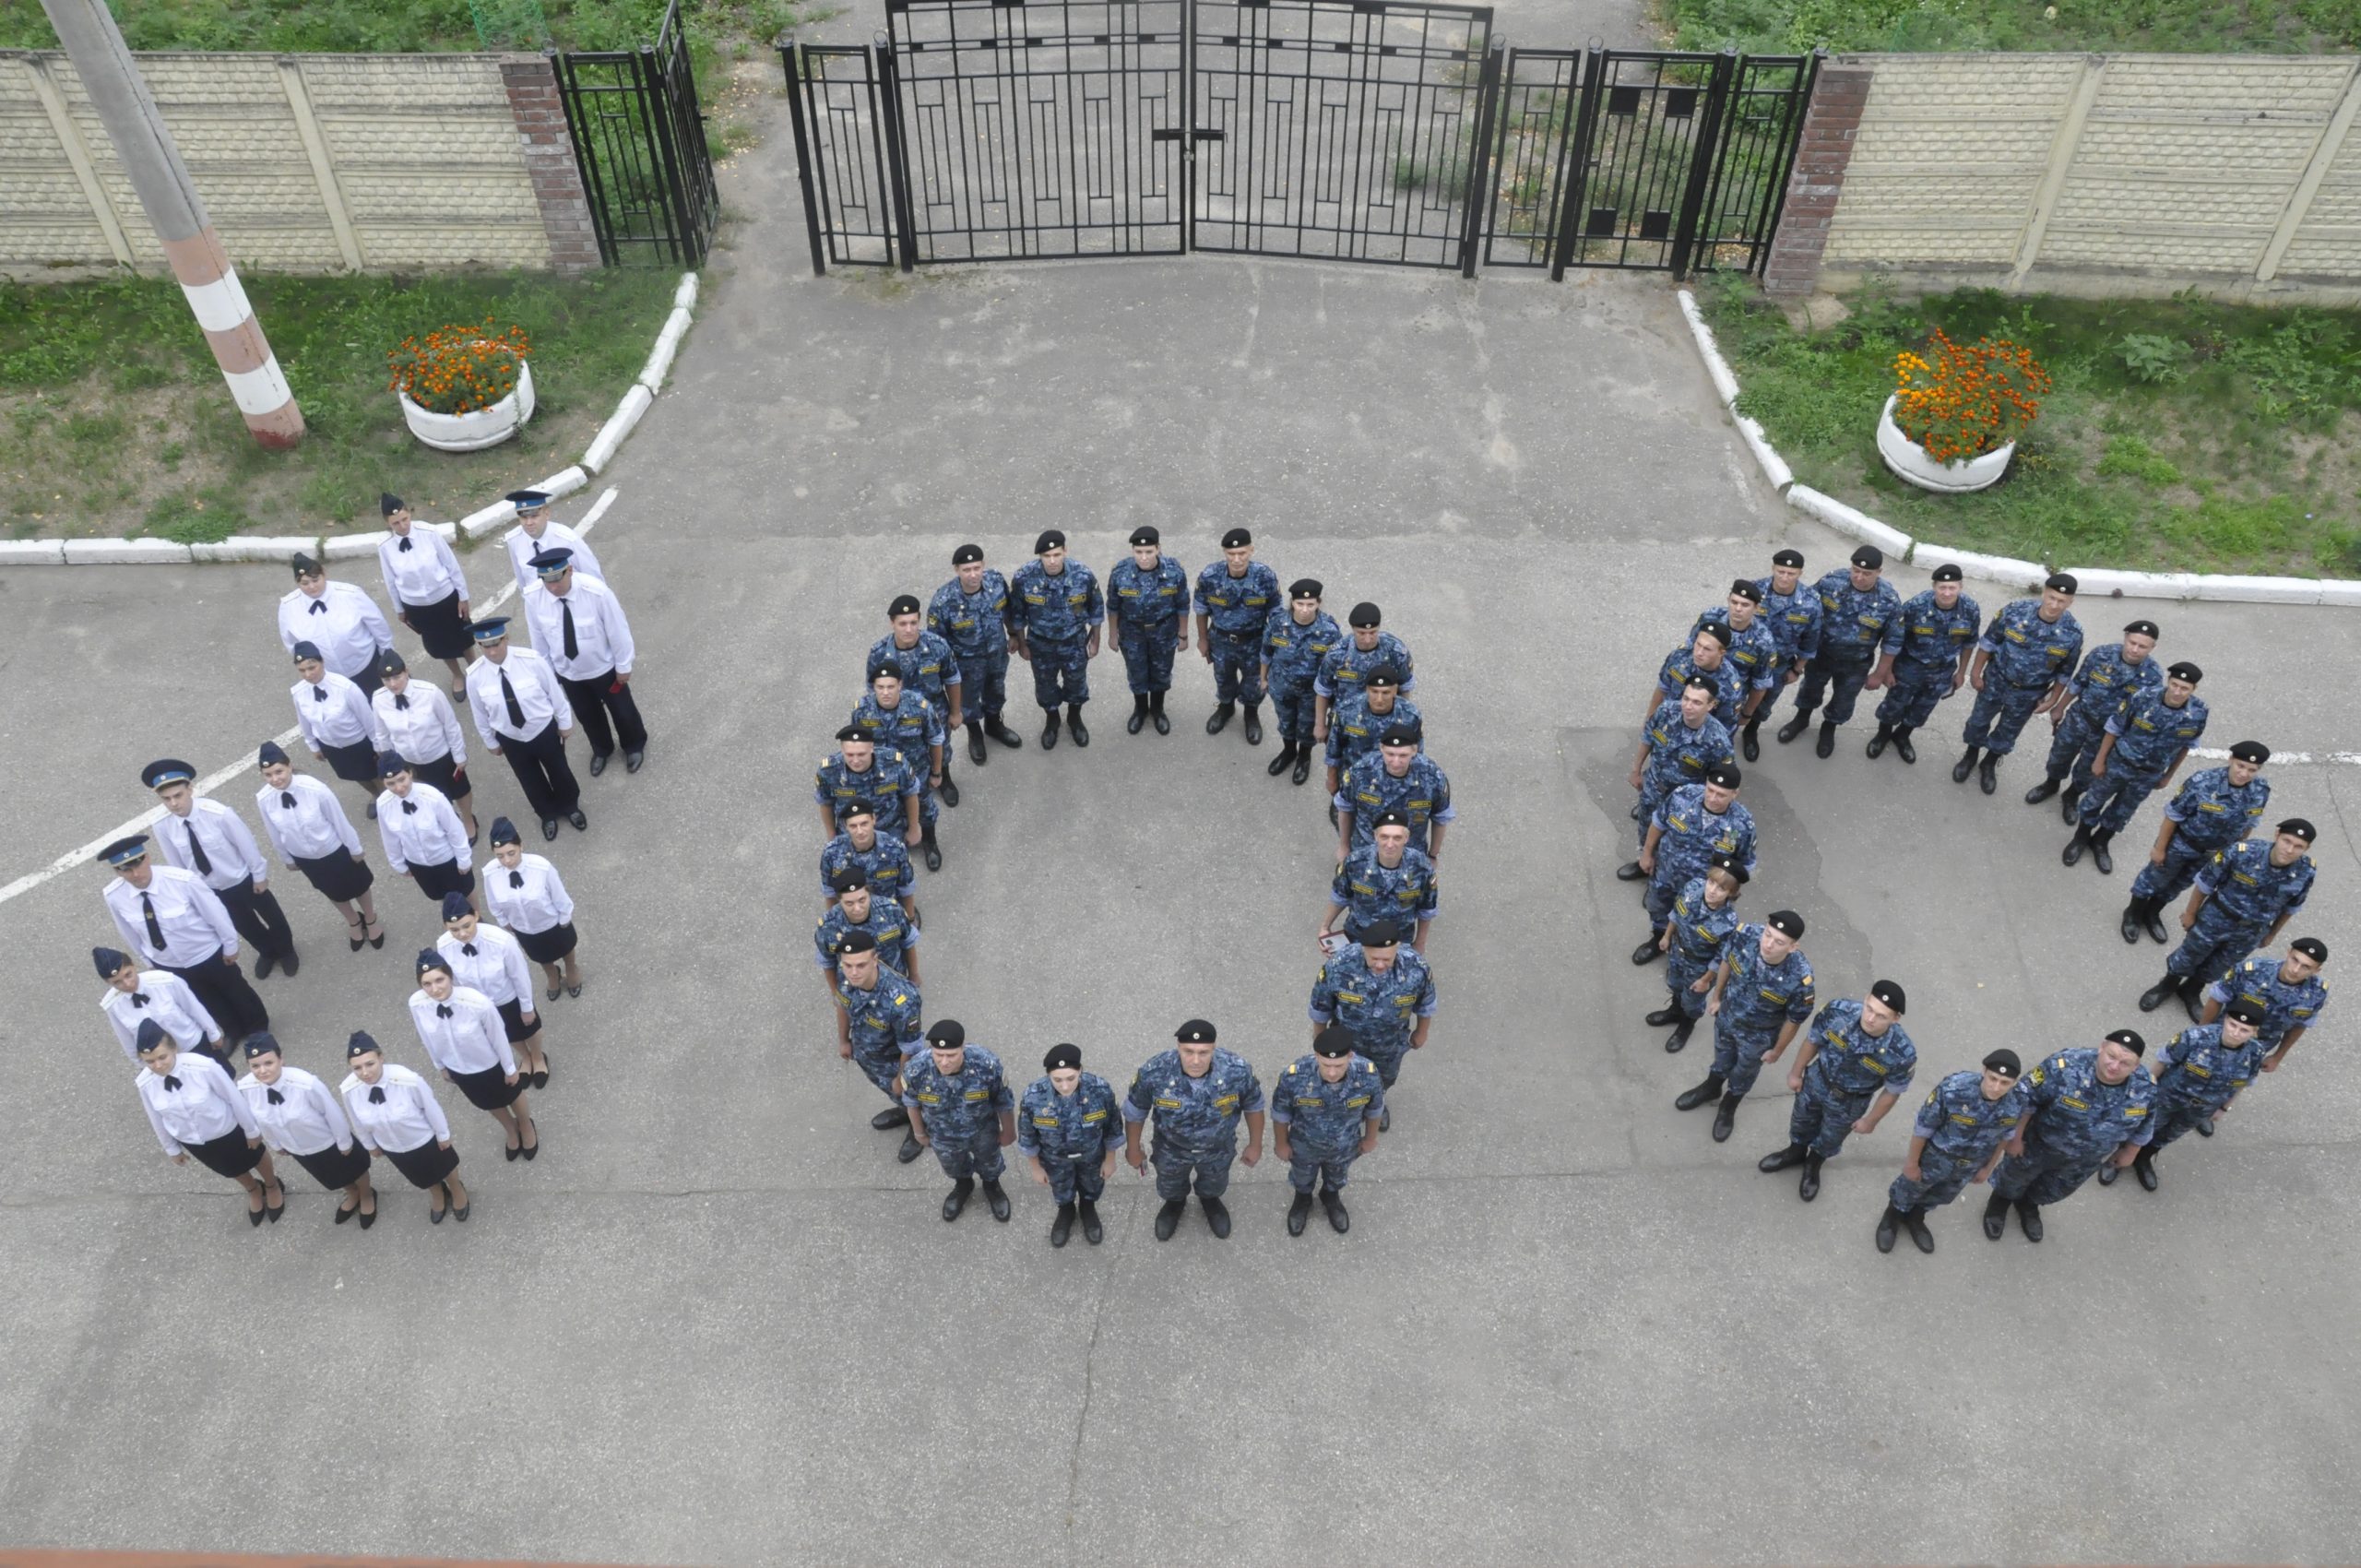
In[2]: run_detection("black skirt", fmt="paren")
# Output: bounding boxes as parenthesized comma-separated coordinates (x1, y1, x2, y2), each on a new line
(516, 920, 577, 965)
(350, 655, 386, 699)
(408, 858, 476, 902)
(407, 753, 471, 802)
(494, 996, 543, 1042)
(292, 849, 374, 903)
(404, 589, 474, 660)
(184, 1126, 263, 1180)
(381, 1136, 460, 1189)
(322, 737, 381, 786)
(448, 1062, 523, 1111)
(291, 1139, 371, 1190)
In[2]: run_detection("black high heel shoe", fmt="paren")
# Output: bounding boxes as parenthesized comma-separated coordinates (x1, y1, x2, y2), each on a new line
(347, 915, 366, 953)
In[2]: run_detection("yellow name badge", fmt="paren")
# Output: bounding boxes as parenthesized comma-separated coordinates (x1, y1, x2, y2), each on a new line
(1213, 1095, 1240, 1111)
(1082, 1109, 1107, 1123)
(1032, 1117, 1060, 1127)
(964, 1088, 991, 1100)
(915, 1092, 943, 1105)
(1346, 1096, 1371, 1109)
(1155, 1097, 1181, 1111)
(1294, 1096, 1324, 1109)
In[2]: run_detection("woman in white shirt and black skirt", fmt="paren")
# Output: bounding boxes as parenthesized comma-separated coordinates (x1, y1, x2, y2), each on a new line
(375, 753, 475, 913)
(255, 742, 384, 950)
(340, 1029, 469, 1223)
(436, 889, 552, 1089)
(375, 494, 473, 695)
(237, 1031, 376, 1227)
(133, 1021, 282, 1227)
(481, 816, 584, 1004)
(371, 649, 479, 844)
(409, 948, 537, 1159)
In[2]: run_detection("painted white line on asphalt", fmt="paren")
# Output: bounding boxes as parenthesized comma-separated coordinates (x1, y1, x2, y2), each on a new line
(0, 487, 619, 909)
(2189, 747, 2361, 766)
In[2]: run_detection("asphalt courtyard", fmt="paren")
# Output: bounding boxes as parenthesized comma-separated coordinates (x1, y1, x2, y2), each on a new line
(5, 38, 2361, 1568)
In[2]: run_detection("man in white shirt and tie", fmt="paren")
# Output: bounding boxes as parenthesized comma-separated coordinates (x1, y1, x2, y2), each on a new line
(99, 833, 269, 1039)
(463, 614, 584, 841)
(522, 545, 647, 777)
(140, 757, 299, 979)
(502, 489, 606, 597)
(277, 552, 396, 696)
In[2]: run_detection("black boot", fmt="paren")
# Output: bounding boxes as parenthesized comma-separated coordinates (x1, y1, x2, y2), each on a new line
(1148, 690, 1169, 735)
(1866, 722, 1892, 760)
(920, 820, 943, 873)
(1128, 694, 1149, 735)
(2134, 1147, 2159, 1191)
(2119, 899, 2146, 944)
(1242, 705, 1263, 744)
(1776, 708, 1814, 744)
(1067, 703, 1088, 747)
(1711, 1092, 1741, 1142)
(1206, 701, 1234, 735)
(1674, 1073, 1725, 1111)
(1267, 741, 1297, 778)
(1287, 1191, 1313, 1236)
(967, 719, 988, 765)
(2061, 786, 2082, 826)
(1615, 860, 1647, 882)
(2062, 826, 2091, 867)
(1876, 1203, 1901, 1253)
(1201, 1194, 1231, 1239)
(937, 761, 958, 809)
(1977, 754, 1999, 794)
(1798, 1152, 1824, 1202)
(1815, 719, 1837, 759)
(2024, 773, 2063, 804)
(2138, 971, 2181, 1011)
(1758, 1142, 1806, 1173)
(2178, 973, 2207, 1024)
(942, 1177, 974, 1221)
(1050, 1201, 1077, 1246)
(1664, 1017, 1695, 1053)
(1644, 1000, 1685, 1028)
(1079, 1199, 1104, 1243)
(1903, 1206, 1934, 1253)
(981, 1178, 1012, 1221)
(871, 1106, 911, 1131)
(1154, 1197, 1184, 1241)
(1041, 709, 1062, 750)
(2090, 829, 2114, 874)
(1292, 747, 1311, 785)
(2142, 901, 2171, 944)
(2016, 1198, 2043, 1242)
(1892, 725, 1917, 765)
(1320, 1189, 1349, 1233)
(897, 1132, 924, 1164)
(987, 714, 1023, 748)
(1741, 716, 1762, 763)
(1952, 743, 1981, 783)
(1631, 929, 1666, 966)
(1982, 1192, 2010, 1240)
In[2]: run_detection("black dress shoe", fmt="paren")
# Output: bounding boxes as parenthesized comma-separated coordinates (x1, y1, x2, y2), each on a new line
(1287, 1191, 1313, 1236)
(279, 949, 299, 978)
(1952, 746, 1980, 783)
(1776, 712, 1812, 744)
(1201, 1194, 1231, 1238)
(1079, 1200, 1103, 1243)
(1291, 751, 1311, 785)
(1615, 861, 1647, 882)
(2024, 776, 2062, 804)
(367, 802, 377, 820)
(1904, 1208, 1934, 1253)
(567, 810, 588, 830)
(1379, 1106, 1390, 1133)
(1674, 1075, 1724, 1111)
(1631, 935, 1665, 966)
(1152, 711, 1170, 735)
(2138, 977, 2179, 1012)
(1876, 1205, 1900, 1253)
(1982, 1194, 2009, 1240)
(625, 750, 645, 774)
(2096, 1162, 2119, 1186)
(872, 1106, 911, 1131)
(1242, 709, 1263, 744)
(2016, 1200, 2043, 1241)
(2062, 830, 2089, 867)
(1712, 1093, 1739, 1142)
(1815, 720, 1836, 758)
(982, 1179, 1012, 1221)
(335, 1201, 357, 1225)
(896, 1133, 924, 1164)
(1798, 1154, 1823, 1202)
(1041, 714, 1061, 749)
(2194, 1116, 2215, 1138)
(1741, 724, 1762, 763)
(2091, 834, 2113, 874)
(255, 951, 278, 980)
(1068, 711, 1089, 747)
(1267, 746, 1294, 777)
(1320, 1190, 1348, 1233)
(541, 817, 561, 841)
(969, 729, 989, 764)
(2120, 907, 2144, 944)
(1977, 756, 1999, 795)
(989, 718, 1023, 748)
(1154, 1198, 1185, 1241)
(1051, 1202, 1076, 1247)
(1128, 710, 1147, 735)
(506, 1138, 522, 1162)
(1759, 1143, 1806, 1173)
(943, 1178, 974, 1221)
(358, 1203, 377, 1229)
(247, 1197, 268, 1229)
(589, 752, 610, 778)
(939, 777, 960, 808)
(451, 1195, 470, 1222)
(1206, 703, 1233, 735)
(1892, 731, 1917, 764)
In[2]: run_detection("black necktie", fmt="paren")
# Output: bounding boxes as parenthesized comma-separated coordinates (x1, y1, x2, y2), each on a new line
(561, 600, 579, 660)
(401, 801, 417, 814)
(140, 892, 165, 951)
(280, 790, 297, 810)
(509, 871, 525, 888)
(395, 694, 409, 709)
(368, 1085, 386, 1103)
(184, 825, 212, 877)
(309, 600, 326, 615)
(461, 943, 477, 956)
(267, 1088, 284, 1105)
(131, 992, 148, 1006)
(436, 1004, 453, 1018)
(501, 671, 527, 730)
(313, 684, 326, 702)
(162, 1075, 183, 1090)
(398, 537, 413, 552)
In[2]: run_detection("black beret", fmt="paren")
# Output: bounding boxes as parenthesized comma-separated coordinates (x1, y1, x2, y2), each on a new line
(1682, 674, 1719, 695)
(839, 798, 875, 820)
(925, 1019, 966, 1049)
(1034, 529, 1066, 553)
(2045, 572, 2079, 594)
(2278, 818, 2317, 843)
(1703, 762, 1741, 789)
(1358, 919, 1403, 947)
(1707, 850, 1749, 884)
(1771, 549, 1805, 568)
(1176, 1018, 1216, 1044)
(1982, 1049, 2022, 1078)
(1728, 578, 1763, 602)
(2124, 619, 2160, 637)
(887, 593, 922, 618)
(1869, 979, 1906, 1016)
(1371, 810, 1411, 831)
(1929, 563, 1963, 583)
(1220, 527, 1252, 549)
(1364, 663, 1403, 686)
(828, 866, 869, 893)
(1312, 1025, 1356, 1059)
(2165, 660, 2202, 683)
(2105, 1028, 2145, 1057)
(867, 663, 900, 683)
(836, 930, 878, 955)
(836, 724, 864, 742)
(2228, 741, 2270, 764)
(1348, 602, 1382, 628)
(2290, 937, 2328, 963)
(953, 543, 983, 565)
(1850, 544, 1883, 570)
(1129, 526, 1159, 547)
(1767, 909, 1805, 940)
(1044, 1043, 1082, 1072)
(1289, 578, 1323, 600)
(2222, 997, 2269, 1028)
(1694, 620, 1731, 647)
(1378, 723, 1419, 747)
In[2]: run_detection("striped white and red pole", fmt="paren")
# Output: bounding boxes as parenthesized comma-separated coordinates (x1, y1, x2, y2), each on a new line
(40, 0, 303, 447)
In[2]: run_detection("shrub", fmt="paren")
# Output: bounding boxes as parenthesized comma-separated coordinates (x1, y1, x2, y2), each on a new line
(1891, 328, 2051, 464)
(386, 318, 531, 415)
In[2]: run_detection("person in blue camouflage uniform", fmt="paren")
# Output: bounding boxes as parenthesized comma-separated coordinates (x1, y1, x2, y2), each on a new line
(1676, 909, 1813, 1142)
(1625, 679, 1733, 850)
(819, 801, 919, 923)
(1193, 527, 1281, 742)
(2203, 937, 2329, 1078)
(1954, 572, 2083, 794)
(1262, 578, 1342, 785)
(868, 593, 966, 806)
(1307, 920, 1435, 1127)
(1984, 1030, 2156, 1241)
(1876, 1049, 2026, 1254)
(2099, 1000, 2267, 1194)
(1324, 809, 1440, 950)
(2024, 617, 2160, 821)
(929, 543, 1024, 764)
(1337, 727, 1455, 865)
(1646, 852, 1745, 1054)
(1630, 762, 1757, 966)
(902, 1019, 1016, 1222)
(1759, 980, 1916, 1202)
(1743, 548, 1822, 761)
(850, 665, 946, 872)
(1019, 1042, 1122, 1247)
(2140, 819, 2319, 1022)
(1274, 1025, 1386, 1236)
(1777, 543, 1904, 759)
(1122, 1018, 1265, 1241)
(1106, 525, 1191, 735)
(1648, 623, 1750, 731)
(829, 930, 926, 1163)
(2064, 660, 2208, 874)
(813, 726, 923, 844)
(1323, 666, 1420, 828)
(1008, 529, 1105, 750)
(2120, 741, 2271, 945)
(1690, 579, 1782, 731)
(1313, 602, 1417, 744)
(813, 866, 919, 991)
(1868, 563, 1980, 764)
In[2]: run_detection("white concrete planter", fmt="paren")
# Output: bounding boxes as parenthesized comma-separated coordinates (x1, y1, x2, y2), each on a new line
(1877, 393, 2014, 493)
(397, 354, 536, 453)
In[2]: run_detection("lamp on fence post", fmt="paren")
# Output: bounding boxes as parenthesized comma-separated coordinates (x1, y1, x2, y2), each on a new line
(38, 0, 303, 448)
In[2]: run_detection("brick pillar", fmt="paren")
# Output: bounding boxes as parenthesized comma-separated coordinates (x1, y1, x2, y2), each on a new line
(502, 53, 602, 273)
(1762, 63, 1874, 298)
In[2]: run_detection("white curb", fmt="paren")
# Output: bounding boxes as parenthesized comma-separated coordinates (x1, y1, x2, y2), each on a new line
(673, 274, 698, 312)
(65, 538, 192, 564)
(637, 305, 694, 395)
(324, 529, 387, 561)
(582, 383, 655, 476)
(189, 535, 321, 564)
(459, 500, 517, 540)
(0, 540, 66, 565)
(531, 466, 588, 503)
(1673, 287, 2361, 607)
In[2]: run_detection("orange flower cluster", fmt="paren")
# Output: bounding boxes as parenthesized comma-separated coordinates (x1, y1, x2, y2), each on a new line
(1892, 329, 2051, 466)
(387, 318, 532, 417)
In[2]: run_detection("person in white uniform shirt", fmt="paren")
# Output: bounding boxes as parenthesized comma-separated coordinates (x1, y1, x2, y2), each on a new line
(277, 552, 395, 696)
(502, 487, 605, 598)
(255, 741, 384, 950)
(482, 816, 583, 1003)
(291, 639, 385, 821)
(99, 833, 268, 1038)
(340, 1030, 469, 1224)
(464, 615, 584, 840)
(134, 1022, 281, 1227)
(375, 493, 473, 695)
(140, 756, 298, 979)
(437, 890, 551, 1087)
(371, 649, 478, 843)
(410, 950, 537, 1160)
(522, 545, 647, 777)
(95, 945, 225, 1068)
(374, 752, 476, 912)
(238, 1031, 375, 1227)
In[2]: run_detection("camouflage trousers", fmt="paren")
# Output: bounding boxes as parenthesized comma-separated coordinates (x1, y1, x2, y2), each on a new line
(1788, 1068, 1877, 1159)
(1710, 1016, 1783, 1097)
(1151, 1135, 1238, 1201)
(1991, 1136, 2113, 1206)
(1287, 1139, 1362, 1194)
(1040, 1150, 1109, 1204)
(1887, 1147, 1987, 1214)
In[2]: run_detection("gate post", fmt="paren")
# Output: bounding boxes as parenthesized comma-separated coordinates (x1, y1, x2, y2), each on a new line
(1668, 46, 1738, 280)
(873, 37, 919, 273)
(1548, 42, 1607, 280)
(782, 42, 829, 277)
(637, 45, 700, 266)
(1457, 38, 1507, 279)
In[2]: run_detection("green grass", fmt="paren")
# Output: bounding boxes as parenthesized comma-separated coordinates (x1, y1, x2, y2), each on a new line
(0, 269, 677, 540)
(1694, 275, 2361, 576)
(1663, 0, 2360, 54)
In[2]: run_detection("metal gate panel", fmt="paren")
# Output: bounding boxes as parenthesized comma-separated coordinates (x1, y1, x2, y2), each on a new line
(884, 0, 1186, 262)
(1481, 46, 1581, 268)
(1553, 49, 1730, 273)
(785, 43, 898, 268)
(1192, 0, 1495, 268)
(1685, 52, 1818, 276)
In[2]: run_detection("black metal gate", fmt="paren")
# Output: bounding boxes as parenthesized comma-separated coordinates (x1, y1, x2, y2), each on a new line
(783, 4, 1815, 280)
(553, 0, 720, 266)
